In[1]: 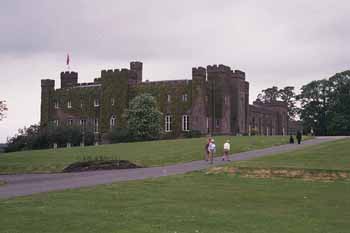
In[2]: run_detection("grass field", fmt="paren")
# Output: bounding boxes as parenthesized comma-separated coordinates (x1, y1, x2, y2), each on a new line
(231, 138, 350, 171)
(0, 172, 349, 233)
(0, 138, 349, 233)
(0, 136, 292, 174)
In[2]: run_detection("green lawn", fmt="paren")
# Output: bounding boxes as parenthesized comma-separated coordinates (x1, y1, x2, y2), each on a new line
(0, 136, 292, 174)
(232, 138, 350, 171)
(0, 172, 349, 233)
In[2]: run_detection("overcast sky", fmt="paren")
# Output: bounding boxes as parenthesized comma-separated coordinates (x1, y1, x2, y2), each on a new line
(0, 0, 349, 142)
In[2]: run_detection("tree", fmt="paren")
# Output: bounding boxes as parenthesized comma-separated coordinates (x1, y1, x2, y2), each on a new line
(256, 86, 298, 120)
(256, 86, 280, 103)
(6, 124, 84, 152)
(124, 93, 162, 140)
(279, 86, 298, 119)
(298, 79, 331, 136)
(298, 71, 350, 136)
(0, 100, 8, 121)
(326, 71, 350, 135)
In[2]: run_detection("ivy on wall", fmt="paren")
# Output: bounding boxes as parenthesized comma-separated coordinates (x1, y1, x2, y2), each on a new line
(131, 80, 192, 137)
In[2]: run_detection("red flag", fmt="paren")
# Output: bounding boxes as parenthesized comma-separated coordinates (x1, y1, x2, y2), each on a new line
(66, 54, 70, 66)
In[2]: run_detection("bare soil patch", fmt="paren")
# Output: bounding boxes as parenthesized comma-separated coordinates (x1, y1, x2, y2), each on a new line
(63, 160, 143, 173)
(207, 166, 350, 182)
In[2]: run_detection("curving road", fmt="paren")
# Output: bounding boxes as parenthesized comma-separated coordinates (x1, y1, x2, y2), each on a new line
(0, 136, 347, 199)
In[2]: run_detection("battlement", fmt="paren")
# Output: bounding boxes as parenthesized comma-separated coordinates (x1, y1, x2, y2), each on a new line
(41, 79, 55, 88)
(192, 67, 206, 77)
(232, 70, 246, 80)
(206, 64, 232, 74)
(130, 61, 143, 83)
(60, 71, 78, 89)
(101, 68, 137, 77)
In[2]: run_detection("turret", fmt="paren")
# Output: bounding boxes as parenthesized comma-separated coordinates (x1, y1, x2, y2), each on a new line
(40, 79, 55, 127)
(192, 66, 206, 82)
(130, 61, 143, 83)
(60, 71, 78, 89)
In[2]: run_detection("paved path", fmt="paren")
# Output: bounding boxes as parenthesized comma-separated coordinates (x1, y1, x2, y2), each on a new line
(0, 136, 347, 199)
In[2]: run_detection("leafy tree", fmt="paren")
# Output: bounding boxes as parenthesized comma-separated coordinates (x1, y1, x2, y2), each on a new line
(256, 86, 280, 103)
(0, 100, 8, 121)
(6, 124, 84, 152)
(124, 93, 162, 140)
(327, 71, 350, 135)
(256, 86, 298, 120)
(298, 79, 331, 136)
(279, 86, 298, 119)
(298, 71, 350, 136)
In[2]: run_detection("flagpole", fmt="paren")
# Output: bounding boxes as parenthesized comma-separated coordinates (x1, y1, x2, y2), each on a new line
(66, 53, 70, 71)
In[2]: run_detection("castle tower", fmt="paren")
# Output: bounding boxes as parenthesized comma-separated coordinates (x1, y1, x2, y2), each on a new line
(60, 71, 78, 89)
(191, 67, 208, 134)
(40, 79, 55, 127)
(130, 61, 143, 84)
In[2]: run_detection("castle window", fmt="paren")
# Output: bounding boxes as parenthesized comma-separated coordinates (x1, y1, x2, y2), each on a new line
(167, 94, 171, 103)
(80, 119, 86, 128)
(94, 99, 100, 107)
(110, 115, 116, 129)
(53, 120, 59, 127)
(224, 96, 229, 105)
(182, 115, 190, 131)
(182, 94, 188, 102)
(111, 98, 115, 106)
(94, 119, 99, 133)
(67, 119, 73, 126)
(80, 102, 83, 109)
(215, 119, 220, 128)
(67, 100, 72, 109)
(206, 117, 209, 129)
(54, 101, 59, 109)
(165, 115, 172, 132)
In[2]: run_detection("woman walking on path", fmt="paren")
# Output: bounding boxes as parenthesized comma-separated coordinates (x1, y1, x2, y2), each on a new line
(204, 137, 211, 161)
(222, 140, 231, 161)
(208, 139, 216, 164)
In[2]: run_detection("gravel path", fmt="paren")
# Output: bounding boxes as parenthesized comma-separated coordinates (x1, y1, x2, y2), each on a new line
(0, 136, 346, 199)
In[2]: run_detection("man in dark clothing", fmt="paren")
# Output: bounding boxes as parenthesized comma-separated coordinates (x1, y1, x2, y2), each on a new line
(296, 131, 302, 144)
(289, 135, 294, 144)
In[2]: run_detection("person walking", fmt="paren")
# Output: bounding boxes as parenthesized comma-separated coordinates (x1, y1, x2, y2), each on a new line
(296, 131, 302, 144)
(204, 137, 211, 161)
(289, 135, 294, 144)
(222, 140, 231, 161)
(208, 139, 216, 164)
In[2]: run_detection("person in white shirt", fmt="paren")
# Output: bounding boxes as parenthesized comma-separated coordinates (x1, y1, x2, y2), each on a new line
(222, 140, 231, 161)
(208, 139, 216, 164)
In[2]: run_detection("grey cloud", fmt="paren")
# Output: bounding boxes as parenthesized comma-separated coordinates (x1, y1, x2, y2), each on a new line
(1, 0, 350, 142)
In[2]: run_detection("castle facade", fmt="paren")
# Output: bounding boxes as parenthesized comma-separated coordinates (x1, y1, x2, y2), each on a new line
(41, 62, 289, 141)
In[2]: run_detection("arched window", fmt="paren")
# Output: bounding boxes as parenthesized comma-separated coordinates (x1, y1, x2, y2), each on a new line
(110, 115, 116, 129)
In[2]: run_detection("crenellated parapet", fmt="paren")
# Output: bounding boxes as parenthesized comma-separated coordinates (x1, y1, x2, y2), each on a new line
(232, 70, 246, 80)
(192, 66, 206, 83)
(60, 71, 78, 89)
(41, 79, 55, 88)
(130, 61, 143, 83)
(206, 64, 232, 74)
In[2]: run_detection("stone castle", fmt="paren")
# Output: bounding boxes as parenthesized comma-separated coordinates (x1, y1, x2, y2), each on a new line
(41, 62, 289, 141)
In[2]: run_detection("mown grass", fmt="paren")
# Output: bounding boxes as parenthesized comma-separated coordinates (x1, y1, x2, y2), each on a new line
(0, 136, 293, 174)
(0, 172, 349, 233)
(231, 138, 350, 171)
